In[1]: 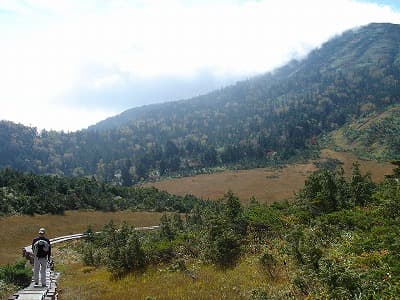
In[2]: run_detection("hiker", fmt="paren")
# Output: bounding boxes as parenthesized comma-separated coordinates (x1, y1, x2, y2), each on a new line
(32, 227, 51, 287)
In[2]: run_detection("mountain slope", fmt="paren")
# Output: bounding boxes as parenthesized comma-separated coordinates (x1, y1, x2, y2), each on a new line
(91, 23, 400, 131)
(1, 23, 399, 183)
(324, 105, 400, 161)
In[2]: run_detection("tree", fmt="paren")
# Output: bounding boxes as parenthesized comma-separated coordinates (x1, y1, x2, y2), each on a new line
(121, 159, 133, 186)
(165, 140, 179, 157)
(374, 163, 400, 219)
(299, 169, 339, 215)
(203, 218, 242, 268)
(350, 162, 375, 207)
(201, 146, 218, 167)
(159, 214, 174, 240)
(104, 222, 145, 277)
(223, 191, 247, 235)
(135, 157, 149, 180)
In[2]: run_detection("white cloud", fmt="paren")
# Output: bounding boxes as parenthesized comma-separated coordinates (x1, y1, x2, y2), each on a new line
(1, 102, 116, 132)
(0, 0, 399, 131)
(91, 74, 125, 89)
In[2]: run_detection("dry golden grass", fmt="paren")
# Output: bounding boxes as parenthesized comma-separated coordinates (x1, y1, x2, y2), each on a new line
(320, 149, 393, 182)
(59, 256, 292, 300)
(144, 150, 392, 205)
(0, 210, 164, 265)
(144, 163, 317, 205)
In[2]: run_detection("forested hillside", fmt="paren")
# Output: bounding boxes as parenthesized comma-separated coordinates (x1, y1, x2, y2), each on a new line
(0, 168, 204, 216)
(0, 23, 399, 183)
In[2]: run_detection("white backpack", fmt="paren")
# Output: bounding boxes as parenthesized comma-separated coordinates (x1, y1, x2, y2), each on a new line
(33, 239, 50, 256)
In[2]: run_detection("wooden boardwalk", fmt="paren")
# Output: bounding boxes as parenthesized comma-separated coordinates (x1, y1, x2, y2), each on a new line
(8, 270, 58, 300)
(9, 226, 160, 300)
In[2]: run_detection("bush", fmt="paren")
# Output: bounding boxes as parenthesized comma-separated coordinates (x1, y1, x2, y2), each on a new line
(143, 240, 175, 264)
(318, 257, 361, 299)
(0, 260, 32, 288)
(0, 280, 17, 300)
(250, 288, 270, 300)
(81, 243, 106, 267)
(202, 219, 242, 268)
(106, 230, 145, 277)
(292, 275, 310, 296)
(259, 251, 278, 279)
(245, 205, 282, 239)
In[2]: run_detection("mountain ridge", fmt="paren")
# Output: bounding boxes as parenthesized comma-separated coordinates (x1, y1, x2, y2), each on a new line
(0, 22, 399, 182)
(90, 22, 399, 131)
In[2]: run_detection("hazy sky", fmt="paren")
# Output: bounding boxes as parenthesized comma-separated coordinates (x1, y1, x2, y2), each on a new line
(0, 0, 399, 132)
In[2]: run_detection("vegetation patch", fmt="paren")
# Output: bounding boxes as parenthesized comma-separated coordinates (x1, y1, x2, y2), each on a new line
(322, 106, 400, 162)
(0, 210, 165, 265)
(0, 260, 32, 300)
(59, 162, 400, 299)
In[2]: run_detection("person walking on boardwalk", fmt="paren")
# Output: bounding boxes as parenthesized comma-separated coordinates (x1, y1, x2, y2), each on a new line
(32, 227, 51, 287)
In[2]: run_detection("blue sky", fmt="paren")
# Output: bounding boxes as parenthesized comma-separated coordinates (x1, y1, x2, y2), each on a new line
(362, 0, 400, 10)
(0, 0, 399, 131)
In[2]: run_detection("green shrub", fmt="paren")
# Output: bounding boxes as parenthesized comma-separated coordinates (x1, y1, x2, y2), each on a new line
(106, 231, 145, 277)
(318, 257, 361, 299)
(292, 275, 310, 296)
(245, 205, 283, 239)
(144, 239, 175, 264)
(81, 243, 106, 267)
(82, 243, 95, 266)
(202, 220, 242, 268)
(0, 260, 32, 288)
(0, 280, 17, 300)
(250, 288, 270, 300)
(259, 251, 278, 279)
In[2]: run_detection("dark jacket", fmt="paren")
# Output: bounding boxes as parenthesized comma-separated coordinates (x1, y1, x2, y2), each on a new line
(32, 236, 51, 259)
